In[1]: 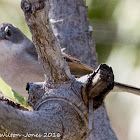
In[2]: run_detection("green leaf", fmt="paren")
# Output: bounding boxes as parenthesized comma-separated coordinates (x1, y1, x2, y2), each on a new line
(0, 78, 27, 107)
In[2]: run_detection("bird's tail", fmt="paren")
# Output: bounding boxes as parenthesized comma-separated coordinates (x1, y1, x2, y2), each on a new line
(113, 82, 140, 96)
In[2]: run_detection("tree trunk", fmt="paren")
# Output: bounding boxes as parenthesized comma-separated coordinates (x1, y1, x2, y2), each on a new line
(0, 0, 117, 139)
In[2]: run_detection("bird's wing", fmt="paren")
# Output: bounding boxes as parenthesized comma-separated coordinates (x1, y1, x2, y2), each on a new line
(25, 40, 38, 61)
(63, 53, 94, 77)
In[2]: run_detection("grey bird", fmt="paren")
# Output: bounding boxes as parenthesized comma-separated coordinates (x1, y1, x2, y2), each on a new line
(0, 23, 139, 99)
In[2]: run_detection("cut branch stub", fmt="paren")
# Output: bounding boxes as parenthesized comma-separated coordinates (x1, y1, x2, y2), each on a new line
(21, 0, 46, 14)
(21, 0, 72, 84)
(83, 64, 114, 109)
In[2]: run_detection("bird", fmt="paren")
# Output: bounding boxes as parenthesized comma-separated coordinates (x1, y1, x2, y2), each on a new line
(0, 22, 139, 99)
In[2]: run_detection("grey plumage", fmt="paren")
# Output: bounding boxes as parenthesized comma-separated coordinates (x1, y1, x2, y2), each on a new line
(0, 23, 44, 98)
(24, 40, 38, 61)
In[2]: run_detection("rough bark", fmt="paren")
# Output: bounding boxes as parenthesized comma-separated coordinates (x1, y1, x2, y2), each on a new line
(0, 81, 89, 140)
(44, 0, 117, 139)
(0, 64, 115, 140)
(22, 0, 72, 84)
(48, 0, 97, 69)
(0, 0, 117, 140)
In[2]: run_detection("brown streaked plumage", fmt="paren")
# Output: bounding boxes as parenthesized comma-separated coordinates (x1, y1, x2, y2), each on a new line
(63, 53, 93, 78)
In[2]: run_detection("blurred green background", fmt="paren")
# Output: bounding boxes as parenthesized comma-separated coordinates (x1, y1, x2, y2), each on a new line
(0, 0, 140, 139)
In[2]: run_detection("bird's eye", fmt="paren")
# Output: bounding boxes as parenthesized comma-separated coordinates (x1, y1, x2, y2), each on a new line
(4, 26, 11, 38)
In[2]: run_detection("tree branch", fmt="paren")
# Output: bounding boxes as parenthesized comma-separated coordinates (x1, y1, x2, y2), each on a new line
(0, 0, 117, 139)
(21, 0, 72, 84)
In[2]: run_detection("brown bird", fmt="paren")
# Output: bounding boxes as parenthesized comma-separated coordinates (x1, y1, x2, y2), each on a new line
(63, 53, 140, 96)
(63, 53, 93, 78)
(0, 22, 139, 99)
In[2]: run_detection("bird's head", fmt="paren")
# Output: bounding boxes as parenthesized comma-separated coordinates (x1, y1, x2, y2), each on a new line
(0, 23, 27, 61)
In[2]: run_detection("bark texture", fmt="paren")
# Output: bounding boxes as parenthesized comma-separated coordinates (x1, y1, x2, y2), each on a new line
(44, 0, 117, 139)
(0, 0, 117, 139)
(0, 81, 89, 140)
(48, 0, 97, 69)
(22, 0, 72, 84)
